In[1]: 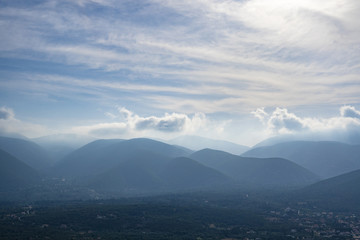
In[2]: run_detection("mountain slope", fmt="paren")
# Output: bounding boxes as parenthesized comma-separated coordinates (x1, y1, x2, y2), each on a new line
(169, 135, 250, 155)
(54, 138, 191, 178)
(159, 157, 232, 190)
(90, 153, 231, 194)
(0, 136, 53, 170)
(89, 151, 170, 193)
(0, 149, 40, 190)
(190, 149, 318, 187)
(243, 141, 360, 178)
(296, 169, 360, 210)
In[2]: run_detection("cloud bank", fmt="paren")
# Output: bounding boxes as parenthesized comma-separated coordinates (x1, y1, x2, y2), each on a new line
(73, 107, 212, 139)
(253, 105, 360, 136)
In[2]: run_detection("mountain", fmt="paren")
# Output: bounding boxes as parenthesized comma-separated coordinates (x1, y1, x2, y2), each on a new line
(159, 157, 232, 190)
(296, 169, 360, 210)
(89, 150, 169, 193)
(190, 149, 319, 187)
(0, 149, 40, 190)
(254, 131, 360, 148)
(54, 138, 191, 178)
(169, 135, 250, 155)
(0, 136, 53, 170)
(243, 141, 360, 178)
(32, 134, 95, 162)
(89, 152, 231, 194)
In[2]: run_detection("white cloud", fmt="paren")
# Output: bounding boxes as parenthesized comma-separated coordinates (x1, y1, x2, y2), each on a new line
(72, 107, 210, 139)
(251, 107, 268, 123)
(255, 105, 360, 135)
(267, 108, 307, 134)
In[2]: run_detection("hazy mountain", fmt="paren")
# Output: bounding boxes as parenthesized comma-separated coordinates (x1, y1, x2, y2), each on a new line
(0, 149, 40, 190)
(89, 151, 170, 193)
(89, 151, 231, 194)
(190, 149, 319, 187)
(297, 169, 360, 210)
(254, 131, 360, 148)
(159, 157, 232, 190)
(32, 134, 95, 162)
(169, 135, 250, 155)
(0, 136, 53, 170)
(243, 141, 360, 178)
(54, 138, 191, 178)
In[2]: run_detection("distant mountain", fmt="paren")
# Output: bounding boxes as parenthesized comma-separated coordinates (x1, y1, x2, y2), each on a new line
(0, 149, 40, 190)
(190, 149, 318, 187)
(54, 138, 191, 178)
(242, 141, 360, 178)
(254, 131, 360, 148)
(296, 169, 360, 210)
(0, 136, 53, 170)
(32, 134, 95, 162)
(89, 152, 231, 194)
(169, 135, 250, 155)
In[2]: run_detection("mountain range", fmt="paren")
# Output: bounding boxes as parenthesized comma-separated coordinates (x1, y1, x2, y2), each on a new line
(1, 135, 360, 203)
(169, 135, 250, 155)
(190, 149, 318, 187)
(0, 136, 53, 171)
(53, 138, 192, 178)
(243, 141, 360, 178)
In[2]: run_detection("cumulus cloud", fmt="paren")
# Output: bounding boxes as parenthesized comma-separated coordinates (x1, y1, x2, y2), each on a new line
(267, 108, 307, 133)
(254, 105, 360, 135)
(73, 107, 209, 138)
(251, 107, 268, 123)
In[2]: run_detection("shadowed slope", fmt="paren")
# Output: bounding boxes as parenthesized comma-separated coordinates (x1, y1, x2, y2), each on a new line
(0, 149, 40, 190)
(191, 149, 319, 187)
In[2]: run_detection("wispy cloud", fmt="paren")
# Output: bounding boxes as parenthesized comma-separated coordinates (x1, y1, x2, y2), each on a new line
(0, 0, 359, 144)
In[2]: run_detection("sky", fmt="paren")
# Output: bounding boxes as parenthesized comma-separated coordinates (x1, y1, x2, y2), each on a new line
(0, 0, 359, 146)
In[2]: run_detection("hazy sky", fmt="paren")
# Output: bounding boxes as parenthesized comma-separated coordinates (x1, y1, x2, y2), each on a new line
(0, 0, 359, 146)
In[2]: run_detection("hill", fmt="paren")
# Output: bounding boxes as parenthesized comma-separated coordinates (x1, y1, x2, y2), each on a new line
(0, 149, 40, 190)
(0, 136, 53, 170)
(90, 152, 231, 195)
(243, 141, 360, 178)
(190, 149, 318, 187)
(159, 157, 232, 190)
(169, 135, 250, 155)
(296, 169, 360, 210)
(54, 138, 191, 178)
(88, 150, 170, 193)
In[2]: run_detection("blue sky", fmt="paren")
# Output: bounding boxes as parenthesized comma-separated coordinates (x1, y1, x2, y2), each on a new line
(0, 0, 360, 146)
